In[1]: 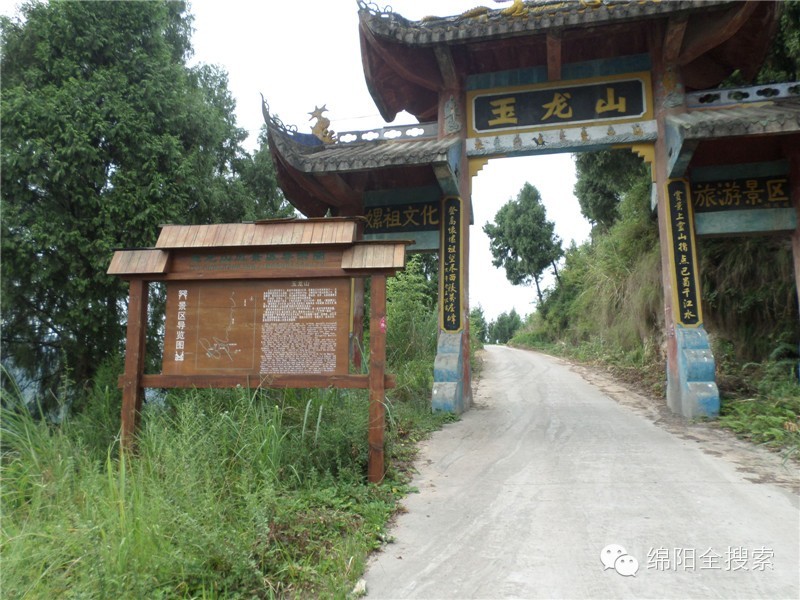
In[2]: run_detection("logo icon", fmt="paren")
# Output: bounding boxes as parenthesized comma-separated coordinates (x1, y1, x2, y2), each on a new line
(601, 544, 639, 577)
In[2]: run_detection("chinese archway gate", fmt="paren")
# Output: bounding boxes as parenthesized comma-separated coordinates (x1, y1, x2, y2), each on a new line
(265, 0, 799, 419)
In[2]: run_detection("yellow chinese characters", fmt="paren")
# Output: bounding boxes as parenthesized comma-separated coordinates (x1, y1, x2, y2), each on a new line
(596, 87, 627, 114)
(488, 97, 518, 126)
(541, 92, 572, 120)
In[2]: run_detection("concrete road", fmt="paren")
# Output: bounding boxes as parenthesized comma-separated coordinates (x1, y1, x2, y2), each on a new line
(364, 345, 800, 599)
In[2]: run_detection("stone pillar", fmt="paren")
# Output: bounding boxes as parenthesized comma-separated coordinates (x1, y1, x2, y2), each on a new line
(651, 32, 719, 418)
(791, 154, 800, 316)
(432, 87, 473, 413)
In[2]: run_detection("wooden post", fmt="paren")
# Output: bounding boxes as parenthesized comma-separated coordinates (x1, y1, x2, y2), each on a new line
(368, 274, 387, 483)
(790, 153, 800, 316)
(120, 278, 149, 452)
(352, 277, 365, 370)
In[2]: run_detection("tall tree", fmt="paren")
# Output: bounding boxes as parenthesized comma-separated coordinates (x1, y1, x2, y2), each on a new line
(0, 1, 269, 398)
(240, 126, 296, 220)
(573, 149, 648, 231)
(483, 183, 563, 304)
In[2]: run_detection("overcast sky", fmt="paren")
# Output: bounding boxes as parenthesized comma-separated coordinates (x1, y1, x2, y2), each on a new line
(2, 0, 592, 321)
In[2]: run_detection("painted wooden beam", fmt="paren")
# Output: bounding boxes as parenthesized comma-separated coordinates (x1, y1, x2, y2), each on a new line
(546, 32, 562, 82)
(678, 1, 757, 66)
(663, 15, 688, 64)
(316, 173, 363, 215)
(434, 45, 459, 89)
(694, 208, 797, 237)
(121, 279, 148, 452)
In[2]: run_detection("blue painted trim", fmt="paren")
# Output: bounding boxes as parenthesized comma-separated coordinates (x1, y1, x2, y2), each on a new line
(467, 54, 651, 90)
(364, 185, 441, 207)
(665, 120, 697, 178)
(468, 67, 548, 92)
(669, 326, 720, 419)
(690, 160, 789, 182)
(694, 208, 797, 236)
(432, 331, 467, 413)
(562, 54, 651, 81)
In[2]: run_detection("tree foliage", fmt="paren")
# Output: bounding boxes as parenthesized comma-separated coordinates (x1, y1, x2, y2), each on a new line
(573, 149, 648, 230)
(756, 0, 800, 83)
(0, 0, 287, 398)
(483, 183, 563, 304)
(469, 306, 488, 344)
(488, 309, 523, 345)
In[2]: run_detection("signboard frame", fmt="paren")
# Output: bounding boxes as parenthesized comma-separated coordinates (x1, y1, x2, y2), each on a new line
(467, 71, 654, 139)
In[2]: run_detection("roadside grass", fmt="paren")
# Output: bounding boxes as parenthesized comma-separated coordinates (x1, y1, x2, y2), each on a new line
(715, 356, 800, 459)
(1, 365, 453, 598)
(510, 333, 800, 459)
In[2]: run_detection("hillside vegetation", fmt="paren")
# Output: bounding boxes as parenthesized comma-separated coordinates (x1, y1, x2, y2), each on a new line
(1, 257, 451, 598)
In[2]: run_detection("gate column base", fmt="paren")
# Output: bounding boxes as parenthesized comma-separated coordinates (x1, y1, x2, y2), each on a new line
(432, 331, 469, 413)
(668, 326, 720, 419)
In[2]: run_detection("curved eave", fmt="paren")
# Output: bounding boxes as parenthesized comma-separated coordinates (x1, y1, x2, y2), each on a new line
(266, 120, 458, 217)
(670, 100, 800, 141)
(358, 0, 780, 120)
(666, 97, 800, 176)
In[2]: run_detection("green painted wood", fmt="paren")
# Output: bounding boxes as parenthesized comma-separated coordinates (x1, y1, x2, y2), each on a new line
(364, 231, 439, 252)
(690, 160, 789, 182)
(694, 208, 797, 236)
(467, 54, 651, 91)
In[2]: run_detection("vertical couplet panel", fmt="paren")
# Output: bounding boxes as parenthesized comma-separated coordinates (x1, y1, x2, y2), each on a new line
(664, 179, 703, 327)
(440, 196, 464, 333)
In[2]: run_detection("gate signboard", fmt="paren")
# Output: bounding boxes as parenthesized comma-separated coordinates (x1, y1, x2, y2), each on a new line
(108, 218, 408, 482)
(467, 72, 653, 139)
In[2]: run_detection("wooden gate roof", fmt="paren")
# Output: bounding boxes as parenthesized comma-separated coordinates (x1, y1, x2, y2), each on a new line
(667, 95, 800, 177)
(265, 102, 459, 218)
(358, 0, 781, 122)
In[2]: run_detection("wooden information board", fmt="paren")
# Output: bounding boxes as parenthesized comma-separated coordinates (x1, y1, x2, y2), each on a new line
(163, 279, 350, 376)
(108, 219, 409, 483)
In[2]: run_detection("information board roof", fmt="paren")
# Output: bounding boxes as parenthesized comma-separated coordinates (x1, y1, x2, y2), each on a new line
(155, 219, 361, 249)
(107, 219, 410, 277)
(107, 249, 169, 276)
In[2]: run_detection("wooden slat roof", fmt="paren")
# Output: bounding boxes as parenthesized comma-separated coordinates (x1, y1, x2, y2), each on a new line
(107, 250, 169, 276)
(155, 218, 360, 249)
(341, 241, 409, 270)
(107, 220, 411, 277)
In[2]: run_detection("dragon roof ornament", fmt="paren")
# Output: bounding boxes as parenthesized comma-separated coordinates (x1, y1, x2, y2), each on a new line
(260, 94, 298, 135)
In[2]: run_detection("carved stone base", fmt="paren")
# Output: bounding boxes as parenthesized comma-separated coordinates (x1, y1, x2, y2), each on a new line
(432, 331, 469, 413)
(668, 326, 720, 419)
